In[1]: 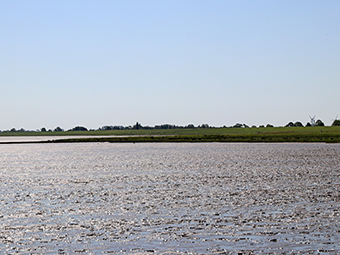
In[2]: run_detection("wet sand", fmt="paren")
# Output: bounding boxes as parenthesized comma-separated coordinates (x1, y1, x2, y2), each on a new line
(0, 143, 339, 254)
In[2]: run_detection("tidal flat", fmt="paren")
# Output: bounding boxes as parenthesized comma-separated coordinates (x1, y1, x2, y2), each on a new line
(0, 143, 339, 254)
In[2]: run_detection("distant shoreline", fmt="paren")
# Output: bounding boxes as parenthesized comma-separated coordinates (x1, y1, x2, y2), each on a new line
(1, 126, 340, 144)
(1, 133, 339, 144)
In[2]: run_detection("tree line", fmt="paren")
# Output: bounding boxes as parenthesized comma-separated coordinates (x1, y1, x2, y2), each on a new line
(2, 119, 340, 133)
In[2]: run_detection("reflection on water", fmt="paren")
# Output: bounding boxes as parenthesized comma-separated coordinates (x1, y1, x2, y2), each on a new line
(0, 143, 339, 254)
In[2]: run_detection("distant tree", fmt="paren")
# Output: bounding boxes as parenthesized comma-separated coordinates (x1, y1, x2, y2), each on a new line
(266, 124, 274, 128)
(10, 128, 16, 132)
(69, 126, 88, 131)
(54, 127, 63, 132)
(251, 125, 257, 128)
(133, 122, 142, 130)
(332, 119, 340, 126)
(306, 122, 312, 127)
(155, 124, 166, 129)
(101, 125, 114, 131)
(41, 127, 47, 132)
(315, 119, 325, 126)
(285, 122, 295, 127)
(186, 124, 195, 128)
(199, 124, 209, 128)
(233, 123, 243, 128)
(294, 122, 304, 127)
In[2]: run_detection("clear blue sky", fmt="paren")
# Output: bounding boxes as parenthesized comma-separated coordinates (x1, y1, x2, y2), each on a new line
(1, 0, 339, 130)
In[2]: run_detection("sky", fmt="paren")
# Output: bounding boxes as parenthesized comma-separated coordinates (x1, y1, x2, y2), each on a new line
(1, 0, 339, 130)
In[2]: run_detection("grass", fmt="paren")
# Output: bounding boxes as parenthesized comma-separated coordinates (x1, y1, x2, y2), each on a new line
(1, 126, 339, 143)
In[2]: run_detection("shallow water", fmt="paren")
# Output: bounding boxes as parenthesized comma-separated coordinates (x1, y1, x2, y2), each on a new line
(0, 143, 339, 254)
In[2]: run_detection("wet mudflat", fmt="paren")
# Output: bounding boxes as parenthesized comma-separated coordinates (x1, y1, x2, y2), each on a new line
(0, 143, 339, 254)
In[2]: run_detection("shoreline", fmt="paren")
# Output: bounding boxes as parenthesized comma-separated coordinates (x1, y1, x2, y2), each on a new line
(1, 133, 339, 144)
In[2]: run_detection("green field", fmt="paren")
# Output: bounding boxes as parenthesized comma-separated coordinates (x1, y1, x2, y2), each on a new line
(1, 126, 340, 143)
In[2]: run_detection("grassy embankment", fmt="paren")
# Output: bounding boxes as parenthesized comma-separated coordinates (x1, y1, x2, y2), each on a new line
(1, 126, 340, 143)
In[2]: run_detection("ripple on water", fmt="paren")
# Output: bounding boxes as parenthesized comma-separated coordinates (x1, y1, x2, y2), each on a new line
(0, 143, 339, 254)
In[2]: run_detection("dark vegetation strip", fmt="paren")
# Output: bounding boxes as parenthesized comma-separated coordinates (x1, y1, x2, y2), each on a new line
(54, 134, 340, 143)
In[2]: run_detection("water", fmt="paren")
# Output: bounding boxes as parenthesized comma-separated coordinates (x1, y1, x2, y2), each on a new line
(0, 143, 339, 254)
